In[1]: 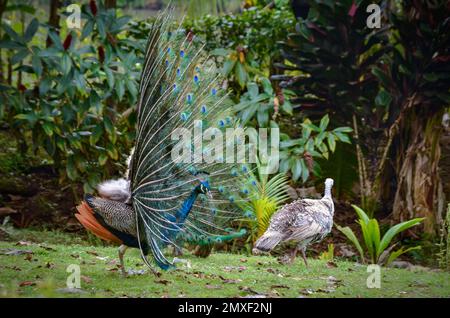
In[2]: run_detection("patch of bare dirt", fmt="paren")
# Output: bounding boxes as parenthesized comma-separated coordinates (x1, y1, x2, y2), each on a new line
(0, 167, 83, 231)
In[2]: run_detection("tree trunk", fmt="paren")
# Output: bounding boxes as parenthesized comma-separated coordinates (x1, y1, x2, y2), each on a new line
(393, 110, 445, 234)
(46, 0, 62, 47)
(0, 0, 9, 83)
(440, 116, 450, 206)
(105, 0, 116, 9)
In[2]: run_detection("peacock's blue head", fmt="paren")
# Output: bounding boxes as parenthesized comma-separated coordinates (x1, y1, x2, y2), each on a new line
(191, 171, 212, 198)
(196, 180, 212, 199)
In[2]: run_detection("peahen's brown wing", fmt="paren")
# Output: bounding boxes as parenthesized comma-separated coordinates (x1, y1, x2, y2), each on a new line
(269, 199, 332, 244)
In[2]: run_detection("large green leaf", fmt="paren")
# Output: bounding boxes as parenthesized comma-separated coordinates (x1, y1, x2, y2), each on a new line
(292, 158, 302, 181)
(368, 218, 381, 257)
(378, 218, 424, 256)
(327, 133, 336, 152)
(336, 224, 365, 263)
(235, 62, 247, 88)
(81, 20, 94, 40)
(222, 59, 236, 76)
(300, 158, 309, 182)
(359, 218, 375, 263)
(319, 114, 329, 130)
(352, 204, 370, 225)
(32, 55, 42, 77)
(11, 49, 29, 65)
(247, 82, 259, 99)
(386, 246, 421, 266)
(0, 40, 23, 49)
(2, 23, 21, 42)
(24, 18, 39, 42)
(66, 156, 78, 181)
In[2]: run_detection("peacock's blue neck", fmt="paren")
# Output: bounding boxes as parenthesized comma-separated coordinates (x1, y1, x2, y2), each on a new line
(174, 187, 200, 225)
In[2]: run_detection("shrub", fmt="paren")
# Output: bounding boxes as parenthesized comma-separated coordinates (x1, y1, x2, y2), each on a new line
(336, 204, 424, 265)
(0, 3, 146, 192)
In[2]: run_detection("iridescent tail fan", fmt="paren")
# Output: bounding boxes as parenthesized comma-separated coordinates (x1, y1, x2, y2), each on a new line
(127, 7, 253, 270)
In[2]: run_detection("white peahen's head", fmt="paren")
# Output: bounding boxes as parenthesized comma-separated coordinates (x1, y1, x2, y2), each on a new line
(324, 178, 334, 197)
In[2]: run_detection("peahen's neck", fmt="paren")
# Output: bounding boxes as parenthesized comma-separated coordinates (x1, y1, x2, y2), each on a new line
(322, 183, 334, 215)
(324, 186, 332, 198)
(174, 187, 200, 224)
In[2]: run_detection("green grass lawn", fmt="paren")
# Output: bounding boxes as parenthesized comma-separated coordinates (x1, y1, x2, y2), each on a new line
(0, 230, 449, 298)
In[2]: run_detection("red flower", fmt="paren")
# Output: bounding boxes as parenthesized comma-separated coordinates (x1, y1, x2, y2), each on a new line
(18, 84, 26, 92)
(98, 46, 105, 63)
(89, 0, 98, 16)
(348, 2, 358, 17)
(186, 30, 194, 42)
(303, 152, 314, 172)
(276, 87, 285, 105)
(63, 34, 72, 51)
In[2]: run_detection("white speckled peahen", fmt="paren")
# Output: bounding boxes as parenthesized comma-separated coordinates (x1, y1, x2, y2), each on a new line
(252, 178, 334, 266)
(75, 7, 248, 276)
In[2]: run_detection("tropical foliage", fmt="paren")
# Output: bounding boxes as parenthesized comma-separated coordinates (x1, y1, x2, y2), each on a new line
(185, 2, 353, 184)
(436, 204, 450, 270)
(276, 0, 450, 236)
(0, 2, 143, 192)
(337, 205, 424, 265)
(236, 161, 290, 243)
(279, 115, 352, 182)
(184, 2, 295, 93)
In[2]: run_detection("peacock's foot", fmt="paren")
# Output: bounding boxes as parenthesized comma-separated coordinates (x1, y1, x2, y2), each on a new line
(172, 257, 192, 269)
(172, 248, 183, 257)
(169, 244, 183, 257)
(121, 268, 146, 277)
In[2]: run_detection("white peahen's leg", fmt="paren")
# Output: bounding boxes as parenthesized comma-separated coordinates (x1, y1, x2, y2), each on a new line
(118, 244, 128, 277)
(279, 245, 299, 265)
(289, 245, 299, 263)
(300, 246, 308, 267)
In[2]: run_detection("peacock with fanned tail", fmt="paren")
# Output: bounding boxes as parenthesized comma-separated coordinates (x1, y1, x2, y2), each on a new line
(75, 8, 251, 276)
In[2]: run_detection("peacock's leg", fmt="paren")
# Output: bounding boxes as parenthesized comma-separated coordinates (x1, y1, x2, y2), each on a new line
(172, 244, 183, 257)
(119, 245, 149, 276)
(118, 244, 128, 277)
(301, 246, 308, 267)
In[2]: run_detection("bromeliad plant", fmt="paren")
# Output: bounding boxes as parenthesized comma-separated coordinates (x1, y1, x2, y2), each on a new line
(236, 161, 290, 244)
(337, 205, 424, 265)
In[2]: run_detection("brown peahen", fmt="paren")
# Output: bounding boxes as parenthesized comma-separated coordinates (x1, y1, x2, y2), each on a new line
(252, 178, 334, 266)
(75, 7, 247, 276)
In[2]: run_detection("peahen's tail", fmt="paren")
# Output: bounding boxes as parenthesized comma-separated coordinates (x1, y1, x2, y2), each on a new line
(253, 230, 284, 253)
